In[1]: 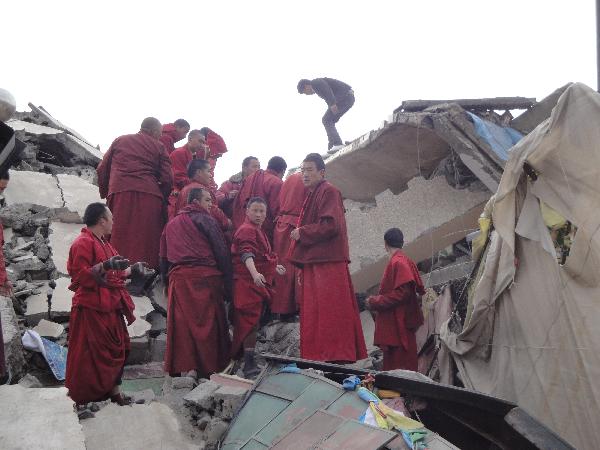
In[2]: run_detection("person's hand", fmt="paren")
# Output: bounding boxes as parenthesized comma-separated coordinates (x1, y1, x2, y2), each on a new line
(276, 265, 286, 275)
(103, 255, 130, 271)
(290, 228, 300, 241)
(364, 296, 373, 310)
(252, 272, 266, 288)
(330, 104, 339, 114)
(0, 281, 13, 297)
(228, 190, 239, 199)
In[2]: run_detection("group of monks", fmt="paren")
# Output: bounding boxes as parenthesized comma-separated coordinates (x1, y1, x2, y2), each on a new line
(61, 116, 425, 406)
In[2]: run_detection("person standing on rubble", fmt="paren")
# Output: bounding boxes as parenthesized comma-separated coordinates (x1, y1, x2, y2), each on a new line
(366, 228, 425, 371)
(160, 188, 232, 379)
(159, 119, 190, 155)
(297, 77, 355, 151)
(97, 117, 173, 270)
(230, 197, 286, 377)
(289, 153, 367, 363)
(65, 202, 149, 406)
(217, 156, 261, 219)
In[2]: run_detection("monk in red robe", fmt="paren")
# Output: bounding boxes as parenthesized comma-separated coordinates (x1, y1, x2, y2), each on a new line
(271, 172, 306, 318)
(175, 159, 231, 234)
(289, 153, 367, 363)
(0, 171, 11, 382)
(159, 119, 190, 155)
(216, 156, 260, 219)
(231, 197, 285, 377)
(97, 117, 173, 270)
(160, 188, 232, 378)
(199, 127, 228, 189)
(168, 131, 211, 220)
(232, 156, 287, 243)
(366, 228, 425, 371)
(65, 203, 149, 406)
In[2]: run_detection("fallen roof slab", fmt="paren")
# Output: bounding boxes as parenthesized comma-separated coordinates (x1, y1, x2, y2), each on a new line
(397, 96, 536, 113)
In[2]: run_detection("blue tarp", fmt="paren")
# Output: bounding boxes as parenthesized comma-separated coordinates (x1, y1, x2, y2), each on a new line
(467, 112, 523, 162)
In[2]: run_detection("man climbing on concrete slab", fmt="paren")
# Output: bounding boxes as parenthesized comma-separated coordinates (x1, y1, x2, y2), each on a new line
(289, 153, 367, 363)
(365, 228, 425, 371)
(217, 156, 261, 219)
(298, 77, 355, 151)
(65, 202, 149, 406)
(160, 188, 232, 379)
(230, 197, 286, 377)
(159, 119, 190, 155)
(97, 117, 173, 270)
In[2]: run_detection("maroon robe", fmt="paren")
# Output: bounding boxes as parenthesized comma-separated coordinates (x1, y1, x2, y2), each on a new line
(97, 131, 173, 269)
(216, 174, 243, 219)
(170, 144, 196, 191)
(230, 218, 277, 358)
(65, 228, 136, 405)
(159, 123, 180, 155)
(204, 129, 227, 190)
(232, 169, 282, 243)
(160, 203, 232, 376)
(370, 250, 425, 371)
(271, 173, 306, 314)
(289, 180, 367, 362)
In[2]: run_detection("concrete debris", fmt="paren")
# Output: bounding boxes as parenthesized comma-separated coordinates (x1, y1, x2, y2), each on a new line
(183, 380, 220, 410)
(48, 221, 81, 274)
(25, 277, 71, 325)
(18, 373, 43, 388)
(82, 403, 197, 450)
(0, 385, 85, 449)
(256, 320, 300, 357)
(172, 376, 197, 390)
(1, 295, 26, 379)
(33, 318, 65, 339)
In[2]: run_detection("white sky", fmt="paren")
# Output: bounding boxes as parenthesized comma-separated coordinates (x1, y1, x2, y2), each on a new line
(4, 0, 597, 184)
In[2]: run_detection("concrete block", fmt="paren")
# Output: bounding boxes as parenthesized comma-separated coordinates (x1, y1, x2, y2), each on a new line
(48, 221, 81, 274)
(213, 385, 249, 420)
(1, 296, 25, 379)
(204, 417, 229, 445)
(18, 373, 43, 388)
(132, 295, 154, 320)
(82, 403, 196, 450)
(171, 376, 196, 390)
(4, 170, 63, 209)
(25, 278, 71, 325)
(33, 318, 65, 339)
(183, 380, 220, 410)
(127, 317, 151, 339)
(150, 333, 167, 362)
(0, 385, 85, 449)
(56, 173, 101, 220)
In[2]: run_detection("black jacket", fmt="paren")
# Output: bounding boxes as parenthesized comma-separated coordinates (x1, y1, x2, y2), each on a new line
(310, 78, 352, 106)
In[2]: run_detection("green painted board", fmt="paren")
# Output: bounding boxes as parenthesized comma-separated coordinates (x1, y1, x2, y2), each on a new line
(325, 390, 367, 421)
(255, 372, 314, 401)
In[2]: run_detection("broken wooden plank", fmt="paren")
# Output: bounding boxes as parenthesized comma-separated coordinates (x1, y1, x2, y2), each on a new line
(396, 97, 536, 113)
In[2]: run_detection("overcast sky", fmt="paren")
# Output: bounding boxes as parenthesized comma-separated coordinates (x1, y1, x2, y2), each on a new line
(4, 0, 596, 183)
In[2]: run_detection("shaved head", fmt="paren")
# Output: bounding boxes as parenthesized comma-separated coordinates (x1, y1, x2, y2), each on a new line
(140, 117, 162, 140)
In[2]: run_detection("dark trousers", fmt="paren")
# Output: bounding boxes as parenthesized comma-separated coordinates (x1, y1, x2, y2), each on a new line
(322, 92, 355, 149)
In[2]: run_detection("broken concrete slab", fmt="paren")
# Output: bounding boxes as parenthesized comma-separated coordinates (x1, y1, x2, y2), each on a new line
(510, 84, 571, 134)
(48, 221, 81, 274)
(7, 119, 63, 136)
(422, 260, 475, 289)
(4, 170, 63, 209)
(0, 385, 85, 449)
(1, 295, 25, 379)
(398, 96, 536, 113)
(18, 373, 43, 388)
(345, 176, 489, 292)
(25, 278, 71, 325)
(128, 318, 151, 339)
(56, 173, 101, 219)
(183, 380, 220, 410)
(171, 376, 196, 390)
(132, 295, 154, 320)
(213, 384, 249, 420)
(33, 318, 65, 339)
(82, 403, 196, 450)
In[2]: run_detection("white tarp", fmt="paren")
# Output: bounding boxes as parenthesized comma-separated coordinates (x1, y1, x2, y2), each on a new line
(440, 83, 600, 450)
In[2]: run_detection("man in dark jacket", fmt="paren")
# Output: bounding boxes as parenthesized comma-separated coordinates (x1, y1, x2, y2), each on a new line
(297, 78, 355, 151)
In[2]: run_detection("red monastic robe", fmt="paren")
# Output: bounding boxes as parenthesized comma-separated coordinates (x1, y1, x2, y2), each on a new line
(204, 129, 227, 185)
(216, 174, 243, 219)
(159, 123, 180, 155)
(289, 180, 367, 363)
(230, 218, 277, 358)
(160, 204, 232, 376)
(232, 169, 282, 243)
(97, 132, 173, 269)
(65, 228, 136, 405)
(170, 144, 196, 191)
(370, 250, 425, 371)
(271, 173, 306, 314)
